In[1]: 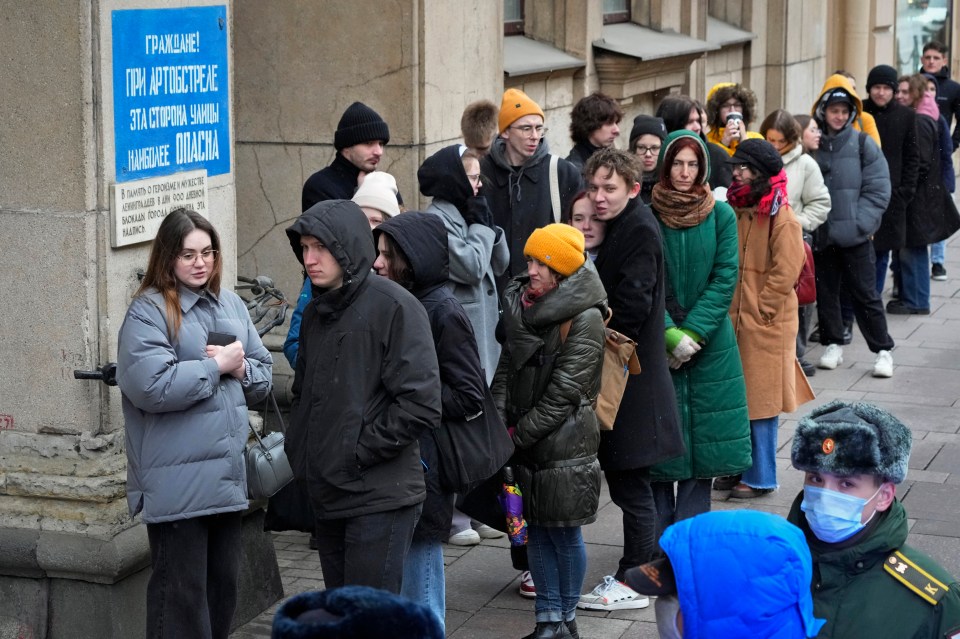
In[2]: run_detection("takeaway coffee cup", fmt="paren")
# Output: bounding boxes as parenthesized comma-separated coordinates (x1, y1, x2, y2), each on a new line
(725, 112, 743, 139)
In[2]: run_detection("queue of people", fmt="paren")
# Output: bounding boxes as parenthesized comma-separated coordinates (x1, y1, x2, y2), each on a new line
(113, 48, 960, 637)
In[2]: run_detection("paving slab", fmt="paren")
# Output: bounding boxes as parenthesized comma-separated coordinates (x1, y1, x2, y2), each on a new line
(927, 444, 960, 473)
(906, 534, 960, 583)
(901, 482, 960, 523)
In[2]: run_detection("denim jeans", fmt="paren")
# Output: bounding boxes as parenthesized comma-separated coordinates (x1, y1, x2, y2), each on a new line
(899, 246, 931, 309)
(651, 478, 712, 550)
(814, 243, 895, 353)
(741, 416, 780, 490)
(931, 239, 946, 265)
(401, 539, 445, 633)
(145, 511, 243, 639)
(314, 503, 421, 594)
(527, 525, 586, 623)
(604, 467, 655, 580)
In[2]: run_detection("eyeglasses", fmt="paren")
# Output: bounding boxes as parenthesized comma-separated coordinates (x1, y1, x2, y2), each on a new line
(732, 163, 751, 173)
(722, 101, 744, 110)
(635, 145, 661, 156)
(466, 173, 482, 185)
(177, 249, 218, 264)
(509, 124, 548, 138)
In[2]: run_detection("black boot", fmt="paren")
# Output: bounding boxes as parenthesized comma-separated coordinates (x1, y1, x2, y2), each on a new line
(565, 618, 580, 639)
(521, 621, 574, 639)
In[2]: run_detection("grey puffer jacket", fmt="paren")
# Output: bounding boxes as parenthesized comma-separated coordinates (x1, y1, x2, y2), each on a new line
(491, 261, 607, 527)
(117, 286, 273, 523)
(813, 117, 891, 250)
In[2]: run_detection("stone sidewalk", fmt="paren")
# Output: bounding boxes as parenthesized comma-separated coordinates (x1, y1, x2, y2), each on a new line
(233, 249, 960, 638)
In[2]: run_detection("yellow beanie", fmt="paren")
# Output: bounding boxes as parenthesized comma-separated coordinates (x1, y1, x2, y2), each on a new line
(499, 88, 545, 133)
(524, 224, 586, 277)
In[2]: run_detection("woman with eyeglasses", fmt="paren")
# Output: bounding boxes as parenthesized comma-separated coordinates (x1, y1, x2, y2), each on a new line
(725, 139, 813, 500)
(646, 130, 750, 536)
(759, 109, 831, 379)
(705, 83, 764, 156)
(116, 208, 273, 639)
(628, 115, 667, 203)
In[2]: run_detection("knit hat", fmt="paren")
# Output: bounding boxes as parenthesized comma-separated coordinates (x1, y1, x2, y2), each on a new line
(629, 115, 668, 148)
(727, 138, 783, 174)
(272, 585, 444, 639)
(499, 88, 545, 133)
(791, 400, 913, 484)
(334, 102, 390, 151)
(867, 64, 899, 91)
(523, 223, 585, 276)
(351, 172, 401, 219)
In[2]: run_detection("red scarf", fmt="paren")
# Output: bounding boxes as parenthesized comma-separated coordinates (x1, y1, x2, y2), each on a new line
(521, 282, 557, 308)
(727, 169, 789, 219)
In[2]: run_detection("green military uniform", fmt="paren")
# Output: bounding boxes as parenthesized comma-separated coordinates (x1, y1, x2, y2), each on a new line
(788, 494, 960, 639)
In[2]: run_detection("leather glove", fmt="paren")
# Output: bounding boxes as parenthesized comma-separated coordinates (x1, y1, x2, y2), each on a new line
(670, 334, 701, 363)
(464, 196, 494, 228)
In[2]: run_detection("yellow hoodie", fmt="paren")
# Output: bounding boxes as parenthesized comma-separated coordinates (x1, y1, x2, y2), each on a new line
(811, 74, 881, 147)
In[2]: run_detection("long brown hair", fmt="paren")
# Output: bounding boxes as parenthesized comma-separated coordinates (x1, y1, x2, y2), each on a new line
(759, 109, 801, 145)
(136, 208, 222, 340)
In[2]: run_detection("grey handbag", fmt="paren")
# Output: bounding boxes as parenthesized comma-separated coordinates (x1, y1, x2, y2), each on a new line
(246, 392, 294, 500)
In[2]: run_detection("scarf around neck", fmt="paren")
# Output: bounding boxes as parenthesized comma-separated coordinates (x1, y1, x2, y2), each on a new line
(727, 169, 789, 219)
(650, 183, 716, 229)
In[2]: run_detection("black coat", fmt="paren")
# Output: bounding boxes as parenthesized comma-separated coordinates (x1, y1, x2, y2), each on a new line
(301, 153, 363, 212)
(565, 141, 599, 172)
(706, 140, 733, 189)
(924, 65, 960, 150)
(481, 138, 583, 289)
(594, 197, 683, 470)
(907, 115, 960, 247)
(285, 201, 442, 519)
(863, 99, 920, 252)
(492, 263, 607, 527)
(374, 213, 487, 542)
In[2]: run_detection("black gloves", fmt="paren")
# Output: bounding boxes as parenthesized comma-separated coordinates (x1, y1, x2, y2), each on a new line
(463, 196, 495, 228)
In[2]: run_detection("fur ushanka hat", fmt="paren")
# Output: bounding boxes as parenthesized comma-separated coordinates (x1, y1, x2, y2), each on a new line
(272, 585, 444, 639)
(791, 400, 912, 484)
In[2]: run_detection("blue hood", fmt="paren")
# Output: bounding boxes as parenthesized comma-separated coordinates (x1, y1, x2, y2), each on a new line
(661, 510, 825, 639)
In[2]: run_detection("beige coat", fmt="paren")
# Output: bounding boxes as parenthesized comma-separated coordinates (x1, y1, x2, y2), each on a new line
(729, 203, 815, 419)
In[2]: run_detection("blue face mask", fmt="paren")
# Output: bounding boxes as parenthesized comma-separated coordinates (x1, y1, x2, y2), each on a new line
(801, 484, 881, 543)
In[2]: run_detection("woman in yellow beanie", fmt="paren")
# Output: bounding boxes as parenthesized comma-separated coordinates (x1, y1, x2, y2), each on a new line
(491, 223, 608, 639)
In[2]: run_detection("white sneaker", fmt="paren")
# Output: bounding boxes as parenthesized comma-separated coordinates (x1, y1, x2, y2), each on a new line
(474, 524, 506, 539)
(872, 350, 893, 378)
(447, 528, 481, 546)
(818, 344, 843, 370)
(577, 575, 650, 610)
(518, 570, 536, 599)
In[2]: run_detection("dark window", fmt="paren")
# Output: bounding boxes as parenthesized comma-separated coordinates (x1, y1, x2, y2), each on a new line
(603, 0, 630, 24)
(505, 0, 524, 35)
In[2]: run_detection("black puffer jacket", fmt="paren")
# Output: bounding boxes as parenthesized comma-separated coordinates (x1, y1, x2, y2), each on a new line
(374, 212, 487, 542)
(491, 262, 607, 527)
(285, 200, 441, 519)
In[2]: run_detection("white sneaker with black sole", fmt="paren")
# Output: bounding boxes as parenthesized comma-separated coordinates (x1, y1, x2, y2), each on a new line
(577, 575, 650, 610)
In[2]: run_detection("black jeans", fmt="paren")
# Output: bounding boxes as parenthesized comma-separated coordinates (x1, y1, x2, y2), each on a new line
(145, 511, 243, 639)
(651, 478, 712, 552)
(604, 468, 655, 581)
(315, 503, 421, 594)
(814, 242, 894, 353)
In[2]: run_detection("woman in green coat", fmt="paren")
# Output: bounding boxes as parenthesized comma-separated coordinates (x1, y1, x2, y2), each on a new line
(648, 130, 751, 537)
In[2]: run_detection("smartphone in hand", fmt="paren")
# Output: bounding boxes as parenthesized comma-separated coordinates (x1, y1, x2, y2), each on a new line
(207, 331, 236, 347)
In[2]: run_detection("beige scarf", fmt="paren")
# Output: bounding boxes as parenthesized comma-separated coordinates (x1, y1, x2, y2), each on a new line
(651, 184, 716, 229)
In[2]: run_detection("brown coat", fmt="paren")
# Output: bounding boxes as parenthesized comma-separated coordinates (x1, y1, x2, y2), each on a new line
(729, 203, 815, 419)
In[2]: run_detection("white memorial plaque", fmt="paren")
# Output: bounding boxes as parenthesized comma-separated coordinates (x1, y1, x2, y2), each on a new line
(110, 169, 208, 247)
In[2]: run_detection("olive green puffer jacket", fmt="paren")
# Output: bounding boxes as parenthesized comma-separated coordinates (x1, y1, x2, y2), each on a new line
(492, 260, 607, 527)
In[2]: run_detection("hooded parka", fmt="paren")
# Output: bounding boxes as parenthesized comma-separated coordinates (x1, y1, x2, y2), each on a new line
(418, 145, 509, 381)
(285, 200, 441, 520)
(373, 212, 487, 542)
(788, 494, 960, 639)
(594, 196, 684, 470)
(649, 131, 751, 481)
(492, 262, 607, 527)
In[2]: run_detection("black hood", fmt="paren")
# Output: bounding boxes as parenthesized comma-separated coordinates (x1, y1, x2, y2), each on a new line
(373, 212, 449, 293)
(285, 199, 375, 304)
(418, 145, 473, 212)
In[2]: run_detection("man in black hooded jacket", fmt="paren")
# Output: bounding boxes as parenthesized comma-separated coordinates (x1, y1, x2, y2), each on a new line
(285, 199, 441, 594)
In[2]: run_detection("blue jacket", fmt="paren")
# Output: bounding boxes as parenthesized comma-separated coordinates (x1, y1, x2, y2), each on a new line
(661, 510, 825, 639)
(283, 278, 311, 368)
(117, 286, 272, 523)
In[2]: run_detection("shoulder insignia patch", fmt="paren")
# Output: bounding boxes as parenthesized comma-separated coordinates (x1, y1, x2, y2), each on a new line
(946, 625, 960, 639)
(884, 551, 949, 605)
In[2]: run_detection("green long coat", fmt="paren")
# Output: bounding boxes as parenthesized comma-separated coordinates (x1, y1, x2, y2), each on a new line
(650, 198, 751, 481)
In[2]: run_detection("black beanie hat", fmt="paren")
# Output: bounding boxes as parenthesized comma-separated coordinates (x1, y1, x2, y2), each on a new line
(334, 102, 391, 151)
(629, 115, 667, 148)
(726, 138, 783, 174)
(867, 64, 899, 92)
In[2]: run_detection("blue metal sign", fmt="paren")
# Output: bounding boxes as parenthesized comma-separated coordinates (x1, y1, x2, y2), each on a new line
(112, 6, 230, 182)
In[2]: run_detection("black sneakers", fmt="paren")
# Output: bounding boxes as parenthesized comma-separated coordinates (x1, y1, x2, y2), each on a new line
(932, 263, 947, 281)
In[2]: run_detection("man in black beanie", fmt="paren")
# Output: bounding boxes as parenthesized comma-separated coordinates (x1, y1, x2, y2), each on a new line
(301, 101, 392, 212)
(787, 400, 960, 639)
(863, 64, 920, 313)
